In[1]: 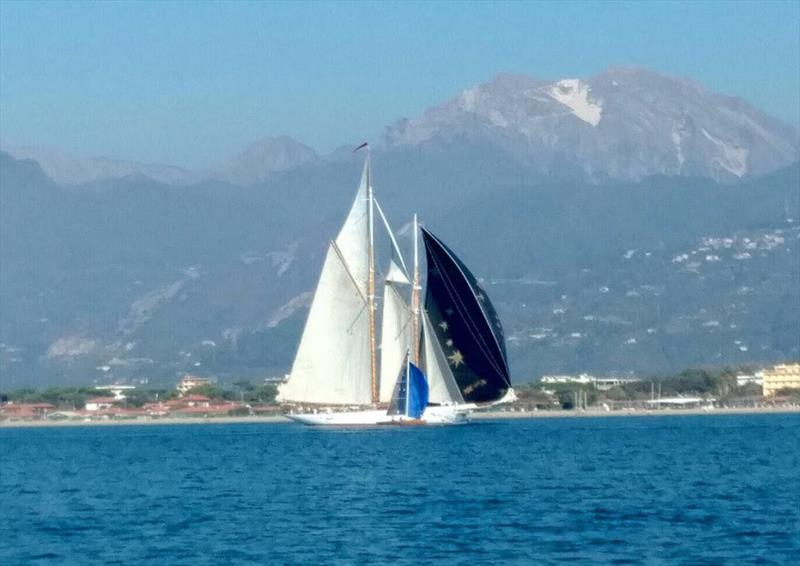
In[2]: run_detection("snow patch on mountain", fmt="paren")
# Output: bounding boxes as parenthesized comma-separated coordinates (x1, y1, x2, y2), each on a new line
(118, 269, 200, 334)
(265, 243, 298, 277)
(671, 130, 686, 167)
(47, 336, 98, 358)
(701, 129, 749, 177)
(240, 243, 298, 277)
(267, 292, 313, 328)
(488, 109, 509, 128)
(460, 88, 478, 113)
(548, 79, 602, 126)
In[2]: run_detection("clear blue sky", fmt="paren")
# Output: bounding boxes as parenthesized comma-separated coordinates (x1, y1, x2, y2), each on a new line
(1, 1, 798, 169)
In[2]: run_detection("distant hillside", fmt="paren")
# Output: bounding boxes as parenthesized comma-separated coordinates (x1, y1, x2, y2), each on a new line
(1, 149, 797, 388)
(0, 142, 198, 186)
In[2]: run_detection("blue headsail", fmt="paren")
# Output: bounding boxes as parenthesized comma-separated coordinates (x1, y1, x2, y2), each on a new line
(406, 362, 430, 419)
(388, 355, 430, 419)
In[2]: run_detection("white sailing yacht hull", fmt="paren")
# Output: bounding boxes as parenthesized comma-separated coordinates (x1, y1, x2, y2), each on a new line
(287, 405, 470, 426)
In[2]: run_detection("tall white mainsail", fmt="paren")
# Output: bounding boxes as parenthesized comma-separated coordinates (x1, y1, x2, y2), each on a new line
(278, 160, 372, 405)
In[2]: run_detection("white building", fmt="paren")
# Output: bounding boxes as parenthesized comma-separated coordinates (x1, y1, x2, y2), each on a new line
(85, 397, 118, 411)
(94, 385, 136, 400)
(176, 375, 214, 395)
(541, 374, 594, 385)
(540, 374, 641, 390)
(593, 377, 641, 391)
(762, 363, 800, 397)
(736, 373, 763, 387)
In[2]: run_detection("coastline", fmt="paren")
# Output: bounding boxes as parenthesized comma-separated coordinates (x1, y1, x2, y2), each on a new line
(1, 406, 798, 429)
(470, 406, 800, 420)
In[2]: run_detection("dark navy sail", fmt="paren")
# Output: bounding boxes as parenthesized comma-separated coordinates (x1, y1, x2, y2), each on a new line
(421, 228, 511, 403)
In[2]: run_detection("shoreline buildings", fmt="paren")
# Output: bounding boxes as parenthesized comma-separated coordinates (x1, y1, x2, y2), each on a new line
(540, 374, 641, 390)
(761, 363, 800, 397)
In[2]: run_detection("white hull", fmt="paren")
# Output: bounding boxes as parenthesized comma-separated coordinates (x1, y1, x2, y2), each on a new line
(287, 405, 470, 426)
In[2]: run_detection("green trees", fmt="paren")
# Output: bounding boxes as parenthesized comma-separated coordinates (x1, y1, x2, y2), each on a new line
(4, 387, 98, 409)
(185, 383, 232, 400)
(186, 381, 278, 404)
(0, 379, 281, 409)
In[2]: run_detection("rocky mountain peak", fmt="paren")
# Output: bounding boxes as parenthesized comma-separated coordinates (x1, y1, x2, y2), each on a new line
(210, 136, 318, 186)
(383, 67, 799, 182)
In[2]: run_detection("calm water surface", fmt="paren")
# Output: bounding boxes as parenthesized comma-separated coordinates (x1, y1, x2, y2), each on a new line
(1, 414, 799, 565)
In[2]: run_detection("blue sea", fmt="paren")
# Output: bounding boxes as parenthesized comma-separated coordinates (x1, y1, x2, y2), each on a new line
(1, 414, 798, 565)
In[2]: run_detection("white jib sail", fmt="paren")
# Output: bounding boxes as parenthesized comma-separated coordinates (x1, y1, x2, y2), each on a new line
(379, 277, 412, 403)
(278, 161, 372, 405)
(374, 199, 409, 285)
(422, 310, 464, 405)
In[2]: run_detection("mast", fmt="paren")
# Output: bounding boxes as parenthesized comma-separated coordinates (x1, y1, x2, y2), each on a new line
(366, 150, 378, 405)
(405, 354, 411, 418)
(411, 214, 421, 364)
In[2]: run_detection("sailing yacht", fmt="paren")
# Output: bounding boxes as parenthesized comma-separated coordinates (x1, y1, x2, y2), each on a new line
(278, 149, 514, 426)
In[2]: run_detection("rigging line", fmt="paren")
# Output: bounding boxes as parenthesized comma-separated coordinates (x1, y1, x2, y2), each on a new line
(330, 240, 367, 304)
(384, 284, 414, 340)
(346, 303, 368, 334)
(374, 197, 410, 278)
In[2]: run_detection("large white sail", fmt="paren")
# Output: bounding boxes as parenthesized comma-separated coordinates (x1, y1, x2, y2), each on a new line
(379, 277, 412, 403)
(422, 310, 464, 405)
(278, 162, 372, 405)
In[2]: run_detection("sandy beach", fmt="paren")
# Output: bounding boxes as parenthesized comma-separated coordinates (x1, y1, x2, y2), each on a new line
(2, 406, 797, 428)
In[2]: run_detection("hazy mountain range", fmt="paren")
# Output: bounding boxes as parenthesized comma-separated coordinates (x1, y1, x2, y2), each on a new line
(1, 67, 798, 388)
(3, 67, 797, 187)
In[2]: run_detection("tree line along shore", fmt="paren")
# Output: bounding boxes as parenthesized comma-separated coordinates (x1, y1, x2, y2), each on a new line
(2, 366, 799, 424)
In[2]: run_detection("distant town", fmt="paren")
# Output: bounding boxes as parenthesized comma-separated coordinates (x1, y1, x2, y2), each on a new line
(2, 362, 798, 424)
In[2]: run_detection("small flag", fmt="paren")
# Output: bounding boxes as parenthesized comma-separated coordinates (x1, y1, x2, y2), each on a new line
(353, 142, 369, 152)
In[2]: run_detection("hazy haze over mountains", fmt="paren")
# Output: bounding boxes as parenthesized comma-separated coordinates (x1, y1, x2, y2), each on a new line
(208, 136, 319, 186)
(0, 140, 199, 186)
(1, 68, 798, 388)
(3, 68, 798, 186)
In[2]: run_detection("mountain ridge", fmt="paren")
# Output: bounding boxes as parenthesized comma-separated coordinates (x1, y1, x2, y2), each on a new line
(383, 67, 799, 182)
(3, 67, 798, 187)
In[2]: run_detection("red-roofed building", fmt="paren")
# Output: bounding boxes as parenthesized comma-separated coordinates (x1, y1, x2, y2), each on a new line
(0, 402, 55, 420)
(181, 394, 211, 408)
